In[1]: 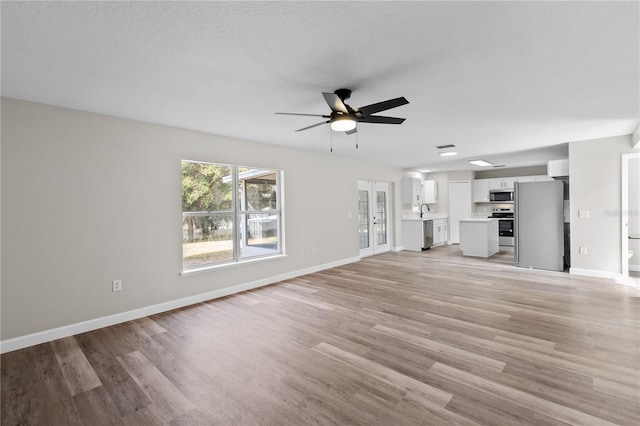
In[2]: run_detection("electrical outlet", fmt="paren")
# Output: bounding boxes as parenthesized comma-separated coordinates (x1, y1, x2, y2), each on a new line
(578, 210, 590, 218)
(579, 247, 588, 255)
(112, 279, 122, 292)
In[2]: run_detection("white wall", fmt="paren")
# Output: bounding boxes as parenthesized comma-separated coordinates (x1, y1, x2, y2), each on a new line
(1, 98, 406, 341)
(628, 157, 639, 270)
(569, 134, 634, 276)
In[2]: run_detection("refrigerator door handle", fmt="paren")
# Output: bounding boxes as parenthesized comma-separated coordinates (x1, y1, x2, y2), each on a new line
(514, 182, 519, 265)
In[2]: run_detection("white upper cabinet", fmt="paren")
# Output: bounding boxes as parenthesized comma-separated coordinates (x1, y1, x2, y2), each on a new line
(474, 179, 490, 203)
(501, 177, 516, 189)
(547, 159, 569, 177)
(402, 177, 422, 204)
(423, 180, 438, 204)
(488, 177, 515, 190)
(473, 175, 553, 202)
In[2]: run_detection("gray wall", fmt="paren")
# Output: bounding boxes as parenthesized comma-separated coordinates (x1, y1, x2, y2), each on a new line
(1, 98, 406, 340)
(569, 134, 634, 274)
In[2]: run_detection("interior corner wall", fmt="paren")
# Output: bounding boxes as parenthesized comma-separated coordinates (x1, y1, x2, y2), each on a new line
(0, 98, 406, 341)
(569, 134, 633, 275)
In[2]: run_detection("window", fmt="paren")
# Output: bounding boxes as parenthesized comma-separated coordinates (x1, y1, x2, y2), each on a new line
(182, 160, 283, 271)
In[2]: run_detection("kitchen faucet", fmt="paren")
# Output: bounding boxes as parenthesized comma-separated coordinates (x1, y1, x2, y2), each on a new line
(420, 203, 431, 218)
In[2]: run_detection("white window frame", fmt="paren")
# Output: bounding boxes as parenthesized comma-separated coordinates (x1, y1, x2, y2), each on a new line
(181, 160, 285, 275)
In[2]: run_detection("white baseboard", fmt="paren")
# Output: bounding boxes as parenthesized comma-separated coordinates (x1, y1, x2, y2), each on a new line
(0, 256, 360, 354)
(569, 268, 621, 280)
(570, 268, 640, 289)
(393, 246, 404, 252)
(615, 276, 640, 287)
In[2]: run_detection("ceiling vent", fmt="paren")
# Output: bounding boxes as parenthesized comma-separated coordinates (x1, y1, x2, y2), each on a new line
(436, 144, 456, 149)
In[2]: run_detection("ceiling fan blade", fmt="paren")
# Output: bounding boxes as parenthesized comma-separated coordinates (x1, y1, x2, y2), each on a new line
(358, 116, 405, 124)
(345, 127, 358, 135)
(357, 97, 409, 116)
(295, 120, 330, 132)
(276, 112, 330, 118)
(322, 92, 349, 114)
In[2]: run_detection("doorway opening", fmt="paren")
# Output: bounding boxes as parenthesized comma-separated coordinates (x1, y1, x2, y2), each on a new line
(621, 152, 639, 286)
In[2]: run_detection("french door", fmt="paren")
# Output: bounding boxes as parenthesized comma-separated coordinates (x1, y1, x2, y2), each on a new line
(358, 180, 391, 257)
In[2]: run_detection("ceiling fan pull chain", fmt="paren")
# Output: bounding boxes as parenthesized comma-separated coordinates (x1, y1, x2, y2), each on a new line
(356, 129, 359, 149)
(330, 126, 333, 153)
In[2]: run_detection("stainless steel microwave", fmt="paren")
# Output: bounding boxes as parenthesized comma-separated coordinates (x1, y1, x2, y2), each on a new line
(489, 189, 514, 203)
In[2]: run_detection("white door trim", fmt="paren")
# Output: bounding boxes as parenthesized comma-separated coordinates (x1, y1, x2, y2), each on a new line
(621, 152, 640, 285)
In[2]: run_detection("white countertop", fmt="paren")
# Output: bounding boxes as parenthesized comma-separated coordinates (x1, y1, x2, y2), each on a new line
(402, 214, 448, 221)
(459, 218, 498, 223)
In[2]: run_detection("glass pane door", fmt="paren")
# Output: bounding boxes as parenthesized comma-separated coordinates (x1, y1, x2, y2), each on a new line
(373, 182, 390, 253)
(359, 180, 391, 257)
(358, 189, 370, 250)
(358, 180, 374, 257)
(375, 190, 387, 245)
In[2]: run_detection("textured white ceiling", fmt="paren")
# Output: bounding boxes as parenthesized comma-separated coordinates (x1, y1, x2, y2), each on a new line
(2, 1, 638, 171)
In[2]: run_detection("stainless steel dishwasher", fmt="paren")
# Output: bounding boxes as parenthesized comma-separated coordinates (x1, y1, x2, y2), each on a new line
(423, 220, 433, 250)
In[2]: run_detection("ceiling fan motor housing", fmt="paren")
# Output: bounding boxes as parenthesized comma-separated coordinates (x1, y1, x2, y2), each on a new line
(334, 88, 352, 101)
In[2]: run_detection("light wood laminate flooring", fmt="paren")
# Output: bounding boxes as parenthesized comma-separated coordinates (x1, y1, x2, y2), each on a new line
(2, 247, 639, 425)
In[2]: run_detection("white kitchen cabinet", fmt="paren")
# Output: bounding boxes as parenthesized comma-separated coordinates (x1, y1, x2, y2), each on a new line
(402, 216, 448, 251)
(547, 159, 569, 177)
(433, 218, 448, 246)
(487, 178, 503, 191)
(475, 176, 536, 203)
(535, 175, 554, 182)
(489, 177, 515, 189)
(474, 179, 490, 203)
(423, 180, 438, 204)
(402, 219, 424, 251)
(402, 177, 422, 204)
(501, 177, 515, 189)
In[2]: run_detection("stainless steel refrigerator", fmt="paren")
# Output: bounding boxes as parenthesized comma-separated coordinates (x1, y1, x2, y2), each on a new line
(514, 180, 565, 271)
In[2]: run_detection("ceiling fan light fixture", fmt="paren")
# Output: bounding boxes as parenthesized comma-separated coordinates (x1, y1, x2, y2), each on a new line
(330, 115, 357, 132)
(469, 159, 493, 167)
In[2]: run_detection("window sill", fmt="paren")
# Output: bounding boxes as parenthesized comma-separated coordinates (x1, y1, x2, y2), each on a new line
(180, 253, 288, 277)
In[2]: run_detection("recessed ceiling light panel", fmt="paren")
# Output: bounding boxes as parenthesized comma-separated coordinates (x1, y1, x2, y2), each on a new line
(439, 151, 457, 157)
(469, 159, 493, 167)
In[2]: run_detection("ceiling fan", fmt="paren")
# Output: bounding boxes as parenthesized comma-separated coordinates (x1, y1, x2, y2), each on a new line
(276, 89, 409, 134)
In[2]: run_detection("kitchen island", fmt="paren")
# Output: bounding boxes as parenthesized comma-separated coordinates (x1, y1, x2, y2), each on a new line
(459, 218, 499, 257)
